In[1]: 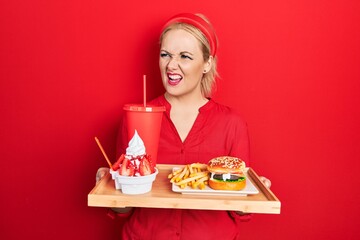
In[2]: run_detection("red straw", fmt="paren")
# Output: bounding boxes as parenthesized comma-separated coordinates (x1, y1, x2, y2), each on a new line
(143, 75, 147, 107)
(94, 137, 112, 169)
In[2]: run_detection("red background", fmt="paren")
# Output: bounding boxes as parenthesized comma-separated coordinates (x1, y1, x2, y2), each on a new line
(1, 1, 359, 239)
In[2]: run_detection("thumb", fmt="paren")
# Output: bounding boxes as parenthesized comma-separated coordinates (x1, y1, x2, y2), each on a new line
(96, 167, 110, 184)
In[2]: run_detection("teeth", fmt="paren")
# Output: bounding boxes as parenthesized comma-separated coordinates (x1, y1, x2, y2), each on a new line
(168, 74, 182, 80)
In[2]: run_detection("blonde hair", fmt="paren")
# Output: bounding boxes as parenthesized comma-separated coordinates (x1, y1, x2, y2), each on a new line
(160, 17, 219, 98)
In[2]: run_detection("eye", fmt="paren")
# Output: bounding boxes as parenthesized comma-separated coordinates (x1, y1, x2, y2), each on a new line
(160, 52, 170, 58)
(180, 54, 193, 60)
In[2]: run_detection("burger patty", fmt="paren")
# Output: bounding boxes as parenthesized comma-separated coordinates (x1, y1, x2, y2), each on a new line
(212, 174, 245, 182)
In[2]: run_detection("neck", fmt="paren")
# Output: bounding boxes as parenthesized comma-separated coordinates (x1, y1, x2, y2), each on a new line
(164, 92, 208, 109)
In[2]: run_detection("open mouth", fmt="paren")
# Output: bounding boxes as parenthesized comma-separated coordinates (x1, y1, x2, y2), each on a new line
(167, 73, 183, 86)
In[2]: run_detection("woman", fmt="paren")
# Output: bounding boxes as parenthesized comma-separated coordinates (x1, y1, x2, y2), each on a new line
(98, 13, 271, 239)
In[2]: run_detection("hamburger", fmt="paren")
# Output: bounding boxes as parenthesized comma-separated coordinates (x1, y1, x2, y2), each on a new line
(207, 156, 246, 191)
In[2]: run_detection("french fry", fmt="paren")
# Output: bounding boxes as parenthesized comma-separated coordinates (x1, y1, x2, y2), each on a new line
(170, 170, 182, 183)
(168, 164, 210, 190)
(188, 165, 194, 174)
(174, 172, 208, 186)
(192, 176, 208, 189)
(168, 168, 182, 179)
(176, 167, 188, 182)
(184, 166, 191, 178)
(169, 167, 186, 183)
(190, 170, 207, 178)
(170, 172, 181, 183)
(190, 163, 207, 170)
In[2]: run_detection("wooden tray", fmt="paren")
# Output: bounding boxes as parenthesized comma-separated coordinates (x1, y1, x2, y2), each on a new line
(88, 164, 281, 214)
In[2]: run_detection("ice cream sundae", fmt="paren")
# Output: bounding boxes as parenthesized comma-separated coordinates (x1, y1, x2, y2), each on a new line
(110, 130, 158, 194)
(112, 130, 156, 176)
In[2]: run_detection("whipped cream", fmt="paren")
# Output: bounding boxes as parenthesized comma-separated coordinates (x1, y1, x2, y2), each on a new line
(126, 130, 146, 157)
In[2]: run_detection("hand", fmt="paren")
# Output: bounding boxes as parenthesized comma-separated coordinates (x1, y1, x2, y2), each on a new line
(96, 167, 109, 184)
(259, 176, 272, 188)
(234, 176, 271, 217)
(112, 207, 133, 214)
(234, 211, 252, 221)
(95, 167, 133, 214)
(235, 211, 249, 216)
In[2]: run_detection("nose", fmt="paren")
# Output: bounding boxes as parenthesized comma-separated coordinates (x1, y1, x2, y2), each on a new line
(167, 57, 179, 70)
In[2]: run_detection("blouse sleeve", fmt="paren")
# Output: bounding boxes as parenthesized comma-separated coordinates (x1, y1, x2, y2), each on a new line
(228, 112, 252, 221)
(228, 113, 250, 166)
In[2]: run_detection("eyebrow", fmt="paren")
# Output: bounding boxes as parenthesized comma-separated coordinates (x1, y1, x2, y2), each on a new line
(180, 51, 194, 56)
(160, 49, 194, 56)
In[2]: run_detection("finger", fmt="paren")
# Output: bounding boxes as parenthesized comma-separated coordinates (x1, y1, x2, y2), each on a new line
(265, 179, 272, 188)
(96, 167, 109, 183)
(259, 176, 272, 188)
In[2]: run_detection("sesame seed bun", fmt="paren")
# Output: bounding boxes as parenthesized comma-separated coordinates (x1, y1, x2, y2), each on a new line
(207, 156, 246, 174)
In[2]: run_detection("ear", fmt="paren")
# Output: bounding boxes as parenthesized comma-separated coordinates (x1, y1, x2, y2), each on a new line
(203, 56, 213, 73)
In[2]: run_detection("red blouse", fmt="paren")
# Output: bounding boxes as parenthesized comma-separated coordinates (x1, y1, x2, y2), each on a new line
(115, 95, 251, 240)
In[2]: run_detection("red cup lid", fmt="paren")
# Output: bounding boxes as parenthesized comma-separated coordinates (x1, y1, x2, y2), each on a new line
(123, 104, 166, 112)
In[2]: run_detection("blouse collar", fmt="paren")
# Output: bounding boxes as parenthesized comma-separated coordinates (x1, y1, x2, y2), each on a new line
(157, 94, 215, 114)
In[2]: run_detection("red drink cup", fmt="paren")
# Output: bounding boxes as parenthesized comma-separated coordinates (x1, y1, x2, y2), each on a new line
(123, 104, 165, 165)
